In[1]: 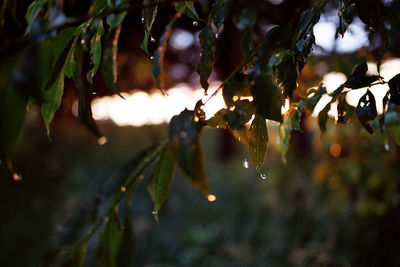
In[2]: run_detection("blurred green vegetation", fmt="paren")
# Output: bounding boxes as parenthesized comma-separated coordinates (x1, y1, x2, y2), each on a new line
(1, 108, 400, 266)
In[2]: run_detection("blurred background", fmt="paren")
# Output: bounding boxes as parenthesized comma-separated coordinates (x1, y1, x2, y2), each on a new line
(1, 0, 400, 266)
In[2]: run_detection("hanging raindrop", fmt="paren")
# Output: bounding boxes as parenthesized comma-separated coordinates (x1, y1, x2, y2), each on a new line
(384, 143, 390, 151)
(150, 56, 154, 60)
(215, 33, 219, 39)
(193, 21, 198, 26)
(152, 210, 158, 215)
(150, 36, 156, 43)
(12, 173, 22, 182)
(141, 17, 145, 23)
(242, 158, 249, 169)
(91, 91, 97, 95)
(98, 136, 107, 145)
(260, 173, 267, 180)
(207, 194, 216, 202)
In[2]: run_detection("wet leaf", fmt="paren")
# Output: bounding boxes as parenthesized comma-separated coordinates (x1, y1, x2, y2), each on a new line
(96, 209, 123, 267)
(87, 19, 105, 92)
(356, 90, 377, 135)
(276, 52, 297, 99)
(248, 114, 268, 171)
(303, 85, 326, 113)
(355, 0, 381, 27)
(295, 28, 315, 73)
(338, 0, 356, 38)
(344, 62, 380, 89)
(222, 73, 245, 107)
(101, 12, 126, 96)
(206, 108, 228, 128)
(140, 0, 158, 53)
(388, 73, 400, 105)
(175, 2, 199, 19)
(249, 66, 282, 122)
(197, 24, 215, 92)
(211, 0, 231, 30)
(318, 102, 331, 133)
(169, 109, 210, 195)
(147, 146, 176, 211)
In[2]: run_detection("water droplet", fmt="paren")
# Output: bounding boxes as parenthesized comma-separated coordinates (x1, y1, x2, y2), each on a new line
(150, 36, 156, 43)
(242, 158, 249, 169)
(207, 194, 216, 202)
(98, 136, 107, 145)
(120, 186, 127, 192)
(91, 91, 97, 95)
(215, 33, 219, 39)
(80, 39, 85, 45)
(384, 143, 390, 151)
(193, 21, 198, 26)
(12, 172, 22, 182)
(141, 17, 145, 23)
(152, 210, 158, 215)
(150, 56, 154, 60)
(260, 173, 267, 180)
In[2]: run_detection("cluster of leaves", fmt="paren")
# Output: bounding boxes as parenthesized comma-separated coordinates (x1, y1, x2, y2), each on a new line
(2, 0, 400, 264)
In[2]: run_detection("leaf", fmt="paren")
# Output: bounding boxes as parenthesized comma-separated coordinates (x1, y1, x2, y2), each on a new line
(206, 108, 228, 128)
(257, 26, 282, 67)
(147, 146, 176, 211)
(175, 2, 199, 19)
(39, 27, 77, 133)
(169, 109, 210, 195)
(318, 102, 331, 133)
(222, 73, 245, 107)
(73, 43, 102, 138)
(276, 52, 297, 99)
(152, 14, 178, 92)
(197, 24, 215, 92)
(0, 49, 27, 174)
(87, 19, 105, 92)
(338, 0, 356, 38)
(25, 0, 43, 35)
(343, 62, 380, 89)
(101, 12, 126, 96)
(303, 85, 327, 113)
(356, 90, 377, 135)
(355, 0, 381, 27)
(248, 114, 268, 171)
(116, 211, 135, 266)
(96, 208, 123, 267)
(139, 0, 158, 54)
(211, 0, 231, 30)
(241, 28, 254, 61)
(235, 1, 257, 30)
(388, 74, 400, 105)
(62, 238, 89, 267)
(295, 28, 315, 73)
(278, 106, 302, 159)
(225, 100, 255, 129)
(249, 65, 282, 122)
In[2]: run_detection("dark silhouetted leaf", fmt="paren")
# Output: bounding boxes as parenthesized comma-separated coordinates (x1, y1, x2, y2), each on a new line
(175, 2, 199, 19)
(62, 238, 88, 267)
(197, 25, 215, 92)
(318, 102, 331, 133)
(211, 0, 231, 30)
(222, 73, 245, 107)
(248, 114, 268, 171)
(257, 26, 282, 67)
(147, 146, 176, 211)
(152, 14, 178, 92)
(169, 109, 210, 195)
(206, 108, 228, 128)
(303, 85, 326, 113)
(295, 28, 315, 73)
(338, 0, 356, 38)
(355, 0, 381, 27)
(336, 96, 350, 124)
(241, 28, 254, 61)
(87, 19, 105, 92)
(24, 0, 43, 35)
(295, 6, 320, 44)
(276, 52, 297, 99)
(96, 209, 123, 267)
(225, 100, 255, 129)
(388, 73, 400, 105)
(344, 62, 380, 89)
(116, 211, 135, 266)
(249, 66, 282, 122)
(140, 0, 158, 53)
(101, 12, 126, 96)
(357, 90, 377, 134)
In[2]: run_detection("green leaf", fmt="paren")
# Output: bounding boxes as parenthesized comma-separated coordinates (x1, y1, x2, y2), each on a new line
(65, 36, 79, 79)
(175, 2, 199, 19)
(39, 27, 77, 133)
(197, 24, 215, 92)
(96, 209, 123, 267)
(249, 66, 282, 122)
(248, 114, 268, 171)
(318, 102, 331, 133)
(356, 90, 377, 135)
(388, 74, 400, 105)
(169, 109, 210, 195)
(139, 0, 158, 54)
(152, 14, 178, 91)
(101, 12, 127, 96)
(116, 211, 135, 266)
(62, 238, 89, 267)
(276, 52, 297, 99)
(91, 0, 109, 15)
(211, 0, 231, 30)
(87, 19, 105, 92)
(25, 0, 43, 35)
(0, 50, 27, 173)
(303, 85, 327, 113)
(278, 106, 302, 159)
(222, 73, 245, 107)
(343, 62, 380, 89)
(147, 146, 176, 211)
